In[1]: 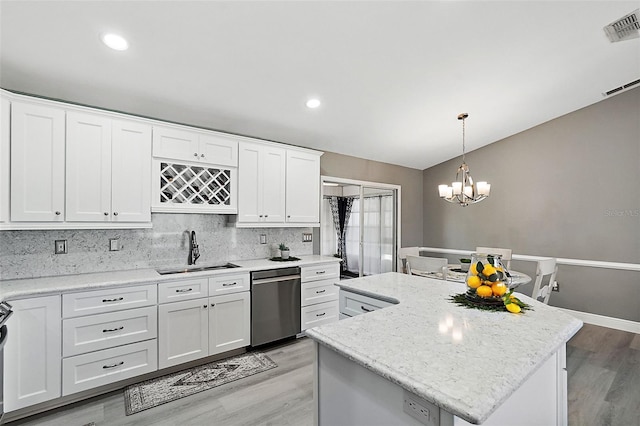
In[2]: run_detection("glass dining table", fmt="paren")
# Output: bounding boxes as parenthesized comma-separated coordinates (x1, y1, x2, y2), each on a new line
(412, 265, 532, 288)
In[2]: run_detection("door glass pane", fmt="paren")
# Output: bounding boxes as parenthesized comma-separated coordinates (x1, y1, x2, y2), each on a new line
(361, 187, 395, 276)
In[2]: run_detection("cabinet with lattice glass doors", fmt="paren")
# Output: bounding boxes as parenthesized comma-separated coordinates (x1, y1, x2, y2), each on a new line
(152, 160, 237, 213)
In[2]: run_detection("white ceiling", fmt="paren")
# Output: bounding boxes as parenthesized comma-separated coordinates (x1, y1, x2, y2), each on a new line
(1, 1, 638, 170)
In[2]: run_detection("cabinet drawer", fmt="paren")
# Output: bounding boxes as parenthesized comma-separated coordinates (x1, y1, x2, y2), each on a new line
(62, 339, 157, 396)
(63, 284, 157, 318)
(62, 306, 157, 357)
(158, 277, 208, 303)
(301, 263, 339, 283)
(339, 290, 393, 317)
(301, 300, 339, 330)
(209, 272, 250, 296)
(301, 279, 339, 307)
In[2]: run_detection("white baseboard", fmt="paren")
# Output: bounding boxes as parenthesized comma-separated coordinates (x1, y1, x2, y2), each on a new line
(558, 308, 640, 334)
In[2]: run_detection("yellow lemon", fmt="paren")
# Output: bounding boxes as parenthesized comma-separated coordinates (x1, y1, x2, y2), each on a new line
(476, 285, 493, 298)
(470, 262, 478, 275)
(482, 264, 497, 277)
(467, 275, 481, 289)
(506, 303, 521, 314)
(491, 282, 507, 297)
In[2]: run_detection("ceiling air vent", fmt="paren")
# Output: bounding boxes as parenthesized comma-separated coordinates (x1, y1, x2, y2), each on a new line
(604, 9, 640, 42)
(604, 78, 640, 97)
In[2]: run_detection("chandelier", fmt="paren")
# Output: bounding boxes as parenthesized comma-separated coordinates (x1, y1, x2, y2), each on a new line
(438, 113, 490, 206)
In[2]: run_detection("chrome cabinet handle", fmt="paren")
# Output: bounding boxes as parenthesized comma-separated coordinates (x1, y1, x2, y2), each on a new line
(175, 288, 193, 293)
(222, 282, 237, 287)
(360, 305, 373, 313)
(316, 312, 326, 317)
(102, 297, 124, 302)
(316, 289, 326, 294)
(200, 154, 205, 158)
(103, 326, 124, 333)
(203, 305, 208, 309)
(265, 215, 268, 217)
(316, 271, 326, 274)
(194, 153, 198, 157)
(104, 212, 109, 216)
(55, 211, 61, 215)
(103, 361, 124, 369)
(259, 215, 263, 218)
(113, 212, 118, 216)
(210, 303, 215, 307)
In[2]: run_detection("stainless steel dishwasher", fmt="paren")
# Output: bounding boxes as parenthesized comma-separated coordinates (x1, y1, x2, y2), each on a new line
(251, 267, 301, 347)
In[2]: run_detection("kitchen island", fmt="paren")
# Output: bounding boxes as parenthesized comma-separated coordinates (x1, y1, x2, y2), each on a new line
(305, 272, 583, 425)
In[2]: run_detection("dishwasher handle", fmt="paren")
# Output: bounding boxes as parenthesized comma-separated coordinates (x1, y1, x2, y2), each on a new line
(251, 274, 301, 285)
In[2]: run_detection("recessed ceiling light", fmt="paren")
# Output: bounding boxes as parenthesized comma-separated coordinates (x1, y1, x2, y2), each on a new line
(101, 33, 129, 51)
(306, 98, 321, 109)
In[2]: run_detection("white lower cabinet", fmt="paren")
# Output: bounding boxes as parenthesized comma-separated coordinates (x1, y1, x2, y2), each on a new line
(158, 275, 250, 369)
(4, 295, 62, 412)
(300, 263, 340, 331)
(62, 340, 157, 396)
(339, 289, 393, 318)
(61, 284, 158, 397)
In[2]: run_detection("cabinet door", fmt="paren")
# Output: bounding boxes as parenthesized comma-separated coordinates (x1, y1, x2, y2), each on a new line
(66, 112, 112, 222)
(152, 125, 199, 163)
(111, 119, 152, 222)
(208, 292, 250, 356)
(286, 150, 320, 223)
(261, 146, 286, 222)
(10, 102, 65, 222)
(0, 96, 9, 223)
(4, 295, 62, 412)
(158, 298, 209, 369)
(237, 142, 263, 222)
(198, 133, 238, 167)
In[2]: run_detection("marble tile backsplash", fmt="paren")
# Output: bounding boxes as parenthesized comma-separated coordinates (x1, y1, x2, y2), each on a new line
(0, 214, 314, 280)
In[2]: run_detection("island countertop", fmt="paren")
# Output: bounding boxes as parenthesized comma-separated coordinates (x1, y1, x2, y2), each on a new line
(305, 272, 583, 424)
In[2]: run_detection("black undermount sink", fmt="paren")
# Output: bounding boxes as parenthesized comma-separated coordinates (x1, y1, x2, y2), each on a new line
(157, 263, 240, 275)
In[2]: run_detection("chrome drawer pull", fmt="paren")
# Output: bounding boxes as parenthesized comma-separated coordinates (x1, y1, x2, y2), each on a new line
(360, 305, 373, 313)
(103, 361, 124, 369)
(222, 282, 237, 287)
(316, 312, 326, 317)
(315, 289, 326, 294)
(102, 297, 124, 303)
(175, 288, 193, 293)
(316, 271, 326, 274)
(103, 326, 124, 333)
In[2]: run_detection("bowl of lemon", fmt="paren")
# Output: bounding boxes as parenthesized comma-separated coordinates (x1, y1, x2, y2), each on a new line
(465, 253, 512, 304)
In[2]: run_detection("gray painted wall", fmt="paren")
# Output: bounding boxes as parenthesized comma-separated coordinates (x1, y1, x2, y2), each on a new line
(320, 151, 424, 247)
(0, 214, 313, 280)
(422, 87, 639, 322)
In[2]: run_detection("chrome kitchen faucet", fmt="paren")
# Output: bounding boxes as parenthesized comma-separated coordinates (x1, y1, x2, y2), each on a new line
(188, 230, 200, 265)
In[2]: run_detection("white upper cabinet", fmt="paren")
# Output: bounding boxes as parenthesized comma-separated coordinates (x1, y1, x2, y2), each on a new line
(237, 141, 321, 227)
(1, 96, 9, 223)
(286, 150, 320, 223)
(10, 101, 66, 222)
(66, 112, 151, 223)
(153, 125, 238, 167)
(237, 141, 286, 223)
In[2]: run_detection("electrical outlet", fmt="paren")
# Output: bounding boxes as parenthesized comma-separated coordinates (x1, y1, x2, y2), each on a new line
(302, 233, 312, 242)
(403, 392, 438, 426)
(54, 240, 67, 254)
(552, 281, 560, 292)
(260, 234, 267, 244)
(109, 238, 120, 251)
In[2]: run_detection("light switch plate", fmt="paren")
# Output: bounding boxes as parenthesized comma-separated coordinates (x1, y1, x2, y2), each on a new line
(260, 234, 267, 244)
(303, 233, 312, 242)
(54, 240, 67, 254)
(109, 238, 120, 251)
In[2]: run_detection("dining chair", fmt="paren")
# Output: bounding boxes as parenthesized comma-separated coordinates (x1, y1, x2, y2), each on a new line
(406, 255, 448, 279)
(475, 246, 512, 269)
(531, 258, 558, 304)
(398, 247, 420, 273)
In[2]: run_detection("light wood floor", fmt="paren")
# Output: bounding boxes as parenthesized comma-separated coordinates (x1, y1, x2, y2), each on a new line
(8, 324, 640, 426)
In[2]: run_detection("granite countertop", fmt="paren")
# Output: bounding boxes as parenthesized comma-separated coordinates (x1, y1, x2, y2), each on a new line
(305, 272, 583, 425)
(0, 255, 340, 302)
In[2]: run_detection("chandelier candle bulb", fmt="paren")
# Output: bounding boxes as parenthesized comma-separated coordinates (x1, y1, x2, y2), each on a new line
(452, 182, 463, 195)
(477, 182, 490, 196)
(438, 185, 449, 197)
(464, 186, 473, 198)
